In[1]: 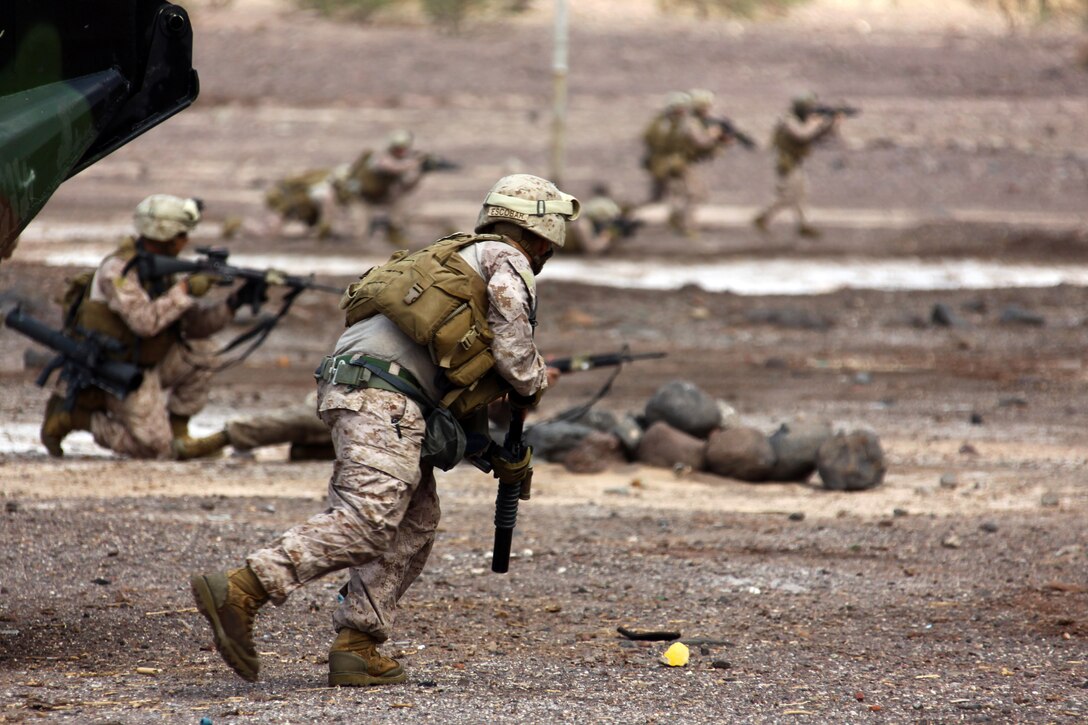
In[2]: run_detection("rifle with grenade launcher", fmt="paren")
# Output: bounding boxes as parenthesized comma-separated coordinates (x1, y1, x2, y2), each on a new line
(4, 306, 144, 409)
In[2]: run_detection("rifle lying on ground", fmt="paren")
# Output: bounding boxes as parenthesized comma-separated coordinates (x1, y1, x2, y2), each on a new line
(811, 104, 861, 118)
(707, 117, 757, 150)
(132, 246, 342, 362)
(4, 307, 144, 408)
(485, 349, 667, 573)
(549, 350, 667, 373)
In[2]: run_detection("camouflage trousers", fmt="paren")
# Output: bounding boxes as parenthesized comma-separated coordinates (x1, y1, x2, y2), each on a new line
(664, 167, 705, 235)
(89, 339, 216, 459)
(246, 385, 439, 642)
(757, 166, 808, 227)
(225, 391, 328, 450)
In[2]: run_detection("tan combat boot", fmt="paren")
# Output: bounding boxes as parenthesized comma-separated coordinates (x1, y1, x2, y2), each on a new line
(328, 628, 407, 687)
(40, 395, 91, 457)
(190, 566, 269, 682)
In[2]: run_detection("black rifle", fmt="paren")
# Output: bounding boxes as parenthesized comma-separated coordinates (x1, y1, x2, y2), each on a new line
(421, 155, 460, 173)
(491, 406, 529, 574)
(707, 117, 757, 150)
(133, 246, 342, 314)
(549, 350, 667, 373)
(4, 307, 144, 409)
(811, 104, 861, 118)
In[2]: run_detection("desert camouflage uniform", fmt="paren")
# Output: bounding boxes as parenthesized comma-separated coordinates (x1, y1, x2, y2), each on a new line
(82, 253, 232, 458)
(247, 240, 546, 641)
(225, 390, 328, 451)
(351, 147, 427, 245)
(754, 113, 838, 234)
(643, 110, 718, 235)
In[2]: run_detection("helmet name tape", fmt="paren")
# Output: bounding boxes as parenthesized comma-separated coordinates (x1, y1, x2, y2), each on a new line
(484, 191, 579, 220)
(487, 206, 528, 222)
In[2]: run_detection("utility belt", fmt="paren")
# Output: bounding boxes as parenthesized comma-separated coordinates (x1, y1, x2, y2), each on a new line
(314, 353, 424, 397)
(313, 353, 467, 472)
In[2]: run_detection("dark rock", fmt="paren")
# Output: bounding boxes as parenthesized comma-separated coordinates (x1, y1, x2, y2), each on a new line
(999, 304, 1045, 326)
(979, 521, 999, 533)
(705, 427, 776, 482)
(969, 412, 984, 425)
(562, 431, 627, 474)
(556, 407, 618, 433)
(525, 421, 596, 461)
(745, 307, 833, 330)
(636, 421, 707, 471)
(788, 512, 805, 522)
(817, 430, 886, 491)
(931, 303, 968, 328)
(644, 380, 721, 438)
(768, 420, 833, 482)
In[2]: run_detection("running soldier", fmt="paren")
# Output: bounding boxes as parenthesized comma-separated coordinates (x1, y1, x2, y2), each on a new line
(753, 95, 845, 238)
(642, 91, 721, 236)
(189, 174, 577, 687)
(40, 195, 262, 459)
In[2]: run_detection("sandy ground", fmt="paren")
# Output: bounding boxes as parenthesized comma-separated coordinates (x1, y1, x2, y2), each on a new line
(2, 0, 1088, 722)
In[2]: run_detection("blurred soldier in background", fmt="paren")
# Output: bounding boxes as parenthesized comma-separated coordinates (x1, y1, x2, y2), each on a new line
(264, 166, 344, 240)
(40, 195, 261, 459)
(565, 183, 642, 256)
(642, 91, 721, 236)
(263, 131, 456, 243)
(336, 130, 456, 246)
(753, 95, 845, 238)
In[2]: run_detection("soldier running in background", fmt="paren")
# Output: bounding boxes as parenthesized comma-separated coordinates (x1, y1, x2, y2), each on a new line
(40, 195, 261, 459)
(753, 95, 850, 238)
(642, 91, 721, 237)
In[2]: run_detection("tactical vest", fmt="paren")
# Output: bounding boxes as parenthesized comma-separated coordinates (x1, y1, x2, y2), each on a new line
(643, 116, 691, 179)
(773, 121, 813, 175)
(345, 150, 395, 203)
(339, 233, 521, 418)
(72, 238, 180, 367)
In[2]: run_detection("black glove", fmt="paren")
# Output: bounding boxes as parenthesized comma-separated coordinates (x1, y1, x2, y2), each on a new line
(228, 277, 269, 313)
(490, 445, 532, 485)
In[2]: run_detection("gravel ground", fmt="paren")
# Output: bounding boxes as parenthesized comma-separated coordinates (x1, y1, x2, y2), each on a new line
(2, 0, 1088, 722)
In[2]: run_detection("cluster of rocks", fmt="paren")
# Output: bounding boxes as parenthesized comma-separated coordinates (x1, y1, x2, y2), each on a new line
(527, 380, 886, 491)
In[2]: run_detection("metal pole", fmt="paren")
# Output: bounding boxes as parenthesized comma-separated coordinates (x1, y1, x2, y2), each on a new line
(549, 0, 569, 186)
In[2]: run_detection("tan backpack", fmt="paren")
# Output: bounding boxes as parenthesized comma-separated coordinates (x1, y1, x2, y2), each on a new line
(339, 233, 515, 416)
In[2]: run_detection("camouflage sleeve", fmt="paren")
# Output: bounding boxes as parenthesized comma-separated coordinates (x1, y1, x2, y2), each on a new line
(476, 244, 548, 397)
(783, 115, 836, 144)
(684, 116, 720, 151)
(180, 298, 235, 339)
(98, 256, 194, 338)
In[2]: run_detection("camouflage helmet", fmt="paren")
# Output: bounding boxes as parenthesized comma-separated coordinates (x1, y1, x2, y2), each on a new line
(474, 174, 580, 248)
(689, 89, 715, 112)
(791, 93, 818, 118)
(387, 129, 414, 151)
(664, 91, 692, 113)
(133, 194, 202, 241)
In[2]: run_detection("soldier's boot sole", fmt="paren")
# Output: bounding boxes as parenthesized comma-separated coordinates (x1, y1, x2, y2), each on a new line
(190, 573, 260, 682)
(328, 651, 407, 687)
